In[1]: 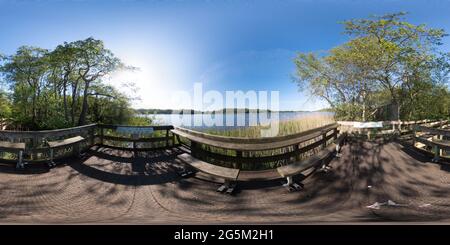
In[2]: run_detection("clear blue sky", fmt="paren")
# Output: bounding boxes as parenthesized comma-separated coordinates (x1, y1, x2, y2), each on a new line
(1, 0, 449, 110)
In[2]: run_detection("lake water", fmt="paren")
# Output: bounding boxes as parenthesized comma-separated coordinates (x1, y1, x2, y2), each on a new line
(144, 111, 333, 130)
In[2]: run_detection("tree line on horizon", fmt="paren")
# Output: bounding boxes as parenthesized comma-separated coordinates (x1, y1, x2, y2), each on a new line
(0, 38, 149, 130)
(294, 12, 450, 122)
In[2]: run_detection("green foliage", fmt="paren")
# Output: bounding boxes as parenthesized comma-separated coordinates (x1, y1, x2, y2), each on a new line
(0, 90, 11, 118)
(126, 116, 153, 126)
(0, 38, 137, 130)
(294, 12, 450, 121)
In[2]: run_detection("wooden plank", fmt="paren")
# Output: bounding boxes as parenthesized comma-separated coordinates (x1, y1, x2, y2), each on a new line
(415, 136, 450, 150)
(0, 141, 25, 150)
(277, 143, 336, 178)
(416, 126, 450, 137)
(433, 139, 450, 150)
(177, 153, 240, 181)
(48, 136, 85, 148)
(102, 135, 167, 143)
(99, 124, 173, 131)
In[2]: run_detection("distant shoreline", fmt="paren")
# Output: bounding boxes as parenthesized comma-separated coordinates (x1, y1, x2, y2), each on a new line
(136, 108, 333, 115)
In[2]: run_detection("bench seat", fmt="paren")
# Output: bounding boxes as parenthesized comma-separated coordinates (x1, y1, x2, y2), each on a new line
(47, 136, 85, 148)
(47, 136, 85, 167)
(0, 141, 26, 168)
(177, 153, 240, 181)
(277, 143, 336, 178)
(0, 141, 25, 152)
(277, 133, 346, 179)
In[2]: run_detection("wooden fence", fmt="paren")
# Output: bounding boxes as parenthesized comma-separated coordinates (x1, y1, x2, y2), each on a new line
(0, 124, 177, 163)
(413, 124, 450, 162)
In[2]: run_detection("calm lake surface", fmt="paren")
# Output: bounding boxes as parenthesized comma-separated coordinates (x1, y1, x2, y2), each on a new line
(144, 111, 333, 130)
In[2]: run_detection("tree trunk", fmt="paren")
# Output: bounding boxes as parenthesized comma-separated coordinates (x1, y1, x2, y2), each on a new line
(78, 80, 90, 126)
(71, 81, 79, 126)
(63, 80, 68, 122)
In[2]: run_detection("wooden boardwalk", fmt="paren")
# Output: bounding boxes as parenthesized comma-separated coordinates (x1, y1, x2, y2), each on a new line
(1, 139, 450, 224)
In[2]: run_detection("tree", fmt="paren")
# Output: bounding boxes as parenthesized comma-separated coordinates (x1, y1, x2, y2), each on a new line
(70, 38, 124, 126)
(0, 37, 139, 130)
(294, 12, 450, 121)
(0, 90, 11, 119)
(1, 46, 49, 128)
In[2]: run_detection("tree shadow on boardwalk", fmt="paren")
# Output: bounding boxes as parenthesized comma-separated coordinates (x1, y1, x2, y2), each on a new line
(67, 146, 187, 186)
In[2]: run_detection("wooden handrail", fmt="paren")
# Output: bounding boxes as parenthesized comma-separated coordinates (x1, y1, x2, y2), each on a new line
(98, 124, 174, 130)
(415, 125, 450, 137)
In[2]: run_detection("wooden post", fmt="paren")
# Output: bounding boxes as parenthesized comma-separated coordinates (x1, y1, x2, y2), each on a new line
(433, 145, 440, 162)
(176, 134, 181, 146)
(165, 129, 169, 148)
(191, 141, 198, 158)
(100, 127, 104, 145)
(132, 133, 138, 158)
(236, 150, 243, 169)
(322, 131, 327, 149)
(294, 144, 301, 161)
(17, 150, 23, 168)
(73, 143, 80, 158)
(31, 136, 38, 161)
(89, 127, 94, 147)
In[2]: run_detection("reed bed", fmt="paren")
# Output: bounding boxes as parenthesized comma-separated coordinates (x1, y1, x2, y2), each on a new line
(202, 113, 335, 138)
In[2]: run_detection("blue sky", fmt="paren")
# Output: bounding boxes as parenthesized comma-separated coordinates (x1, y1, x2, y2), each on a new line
(1, 0, 450, 110)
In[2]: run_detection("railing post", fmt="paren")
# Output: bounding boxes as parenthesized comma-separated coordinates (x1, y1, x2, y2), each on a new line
(165, 129, 169, 148)
(236, 150, 243, 169)
(433, 145, 440, 162)
(191, 141, 198, 158)
(89, 126, 95, 147)
(322, 131, 327, 149)
(100, 126, 104, 146)
(31, 135, 38, 160)
(294, 144, 301, 161)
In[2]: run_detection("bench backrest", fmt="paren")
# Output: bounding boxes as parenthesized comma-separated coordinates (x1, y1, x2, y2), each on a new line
(172, 123, 338, 151)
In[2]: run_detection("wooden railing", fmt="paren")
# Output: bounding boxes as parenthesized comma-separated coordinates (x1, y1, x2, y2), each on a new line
(0, 124, 97, 162)
(97, 124, 176, 151)
(172, 123, 340, 170)
(413, 123, 450, 162)
(0, 124, 177, 163)
(337, 119, 447, 138)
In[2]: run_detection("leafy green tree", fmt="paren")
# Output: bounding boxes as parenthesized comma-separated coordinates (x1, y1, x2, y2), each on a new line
(0, 90, 11, 119)
(295, 12, 450, 121)
(0, 37, 139, 130)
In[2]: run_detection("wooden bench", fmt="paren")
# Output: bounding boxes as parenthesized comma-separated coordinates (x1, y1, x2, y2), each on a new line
(177, 153, 240, 194)
(47, 136, 85, 167)
(0, 141, 26, 168)
(276, 133, 346, 189)
(415, 136, 450, 163)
